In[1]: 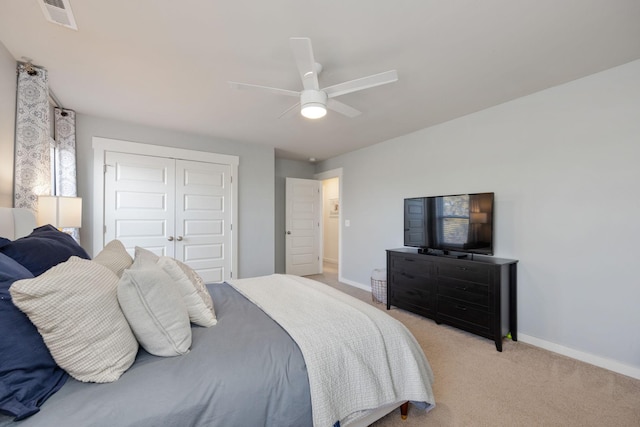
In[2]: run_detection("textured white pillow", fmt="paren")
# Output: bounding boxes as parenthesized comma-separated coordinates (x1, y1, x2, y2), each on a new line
(174, 259, 215, 312)
(157, 256, 217, 327)
(9, 257, 138, 383)
(93, 239, 133, 277)
(117, 265, 192, 357)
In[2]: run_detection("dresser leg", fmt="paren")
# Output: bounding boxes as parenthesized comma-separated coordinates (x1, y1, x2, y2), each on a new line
(509, 263, 518, 342)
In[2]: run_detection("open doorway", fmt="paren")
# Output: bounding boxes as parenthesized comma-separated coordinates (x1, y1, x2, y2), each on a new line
(316, 167, 342, 281)
(322, 177, 339, 276)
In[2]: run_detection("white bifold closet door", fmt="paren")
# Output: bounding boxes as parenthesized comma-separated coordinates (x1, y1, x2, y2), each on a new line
(104, 151, 232, 283)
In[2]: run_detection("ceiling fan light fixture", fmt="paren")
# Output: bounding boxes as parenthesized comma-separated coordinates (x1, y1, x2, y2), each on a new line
(229, 38, 398, 120)
(301, 104, 327, 119)
(300, 90, 328, 119)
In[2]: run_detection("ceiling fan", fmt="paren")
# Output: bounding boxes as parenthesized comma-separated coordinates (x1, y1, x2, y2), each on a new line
(229, 37, 398, 119)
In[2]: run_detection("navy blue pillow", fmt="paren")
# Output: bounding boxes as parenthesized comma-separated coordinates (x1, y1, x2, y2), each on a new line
(0, 225, 90, 277)
(0, 253, 68, 420)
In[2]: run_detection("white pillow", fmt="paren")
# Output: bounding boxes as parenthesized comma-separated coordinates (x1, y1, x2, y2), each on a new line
(174, 259, 215, 312)
(133, 248, 212, 309)
(93, 239, 133, 277)
(9, 257, 138, 383)
(157, 256, 217, 327)
(134, 246, 159, 264)
(118, 264, 192, 357)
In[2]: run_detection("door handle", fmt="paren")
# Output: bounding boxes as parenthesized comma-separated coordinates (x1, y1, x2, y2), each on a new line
(167, 236, 174, 241)
(286, 231, 291, 235)
(176, 236, 183, 241)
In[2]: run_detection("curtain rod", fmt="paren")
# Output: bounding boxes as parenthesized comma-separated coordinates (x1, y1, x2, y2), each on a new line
(49, 89, 63, 110)
(18, 60, 65, 110)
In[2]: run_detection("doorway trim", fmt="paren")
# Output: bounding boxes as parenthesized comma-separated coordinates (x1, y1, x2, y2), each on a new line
(314, 167, 343, 282)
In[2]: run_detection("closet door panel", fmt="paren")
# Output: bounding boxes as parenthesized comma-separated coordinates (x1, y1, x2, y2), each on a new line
(176, 160, 232, 283)
(104, 152, 176, 258)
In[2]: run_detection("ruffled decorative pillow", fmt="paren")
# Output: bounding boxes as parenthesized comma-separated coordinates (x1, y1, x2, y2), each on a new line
(157, 257, 217, 327)
(174, 259, 215, 312)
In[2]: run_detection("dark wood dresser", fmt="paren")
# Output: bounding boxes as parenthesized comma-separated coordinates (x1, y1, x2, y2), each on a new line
(386, 248, 518, 351)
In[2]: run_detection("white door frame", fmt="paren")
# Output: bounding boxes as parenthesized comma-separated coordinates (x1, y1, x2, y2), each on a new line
(92, 137, 239, 278)
(314, 167, 343, 281)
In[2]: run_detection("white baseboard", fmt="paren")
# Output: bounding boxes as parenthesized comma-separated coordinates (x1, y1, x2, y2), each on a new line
(337, 280, 640, 380)
(339, 277, 371, 292)
(517, 334, 640, 380)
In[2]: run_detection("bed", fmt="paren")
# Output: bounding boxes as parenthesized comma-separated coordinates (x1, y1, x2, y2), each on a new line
(0, 207, 435, 426)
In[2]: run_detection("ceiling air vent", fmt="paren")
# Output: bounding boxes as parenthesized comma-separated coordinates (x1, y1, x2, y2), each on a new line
(38, 0, 78, 30)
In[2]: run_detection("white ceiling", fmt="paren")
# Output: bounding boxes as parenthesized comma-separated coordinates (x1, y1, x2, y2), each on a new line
(1, 1, 639, 161)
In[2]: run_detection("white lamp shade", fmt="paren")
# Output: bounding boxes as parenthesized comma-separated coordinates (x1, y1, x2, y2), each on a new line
(470, 212, 488, 224)
(38, 196, 83, 228)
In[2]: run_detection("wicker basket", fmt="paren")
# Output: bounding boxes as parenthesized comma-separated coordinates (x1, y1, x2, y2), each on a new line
(371, 269, 387, 304)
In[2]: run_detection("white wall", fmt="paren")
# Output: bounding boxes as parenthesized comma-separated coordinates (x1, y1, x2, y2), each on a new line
(318, 60, 640, 377)
(76, 114, 275, 279)
(0, 41, 16, 207)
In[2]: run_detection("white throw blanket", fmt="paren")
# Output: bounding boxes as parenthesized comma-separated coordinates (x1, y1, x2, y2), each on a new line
(228, 274, 435, 427)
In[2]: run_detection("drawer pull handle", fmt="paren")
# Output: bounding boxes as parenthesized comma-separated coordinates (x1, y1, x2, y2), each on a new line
(402, 273, 415, 279)
(404, 258, 415, 262)
(456, 286, 468, 291)
(455, 305, 468, 311)
(457, 267, 468, 271)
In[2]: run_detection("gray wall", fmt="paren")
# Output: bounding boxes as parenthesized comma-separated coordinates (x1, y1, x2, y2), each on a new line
(76, 114, 275, 279)
(0, 42, 16, 207)
(274, 158, 316, 273)
(318, 60, 640, 374)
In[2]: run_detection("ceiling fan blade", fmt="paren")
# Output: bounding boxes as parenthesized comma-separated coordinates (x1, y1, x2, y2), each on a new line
(228, 81, 299, 97)
(290, 37, 319, 91)
(278, 102, 301, 119)
(323, 70, 398, 99)
(327, 98, 362, 118)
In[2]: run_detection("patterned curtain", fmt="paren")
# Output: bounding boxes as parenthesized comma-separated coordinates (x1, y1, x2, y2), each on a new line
(14, 64, 51, 211)
(54, 108, 79, 241)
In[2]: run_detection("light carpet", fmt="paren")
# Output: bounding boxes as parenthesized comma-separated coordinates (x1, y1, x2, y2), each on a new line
(307, 266, 640, 427)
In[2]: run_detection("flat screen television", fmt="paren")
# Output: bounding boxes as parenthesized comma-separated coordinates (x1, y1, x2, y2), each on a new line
(404, 192, 494, 256)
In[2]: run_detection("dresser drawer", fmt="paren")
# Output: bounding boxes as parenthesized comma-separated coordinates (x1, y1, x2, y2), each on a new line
(437, 296, 490, 329)
(390, 269, 433, 291)
(438, 263, 491, 284)
(389, 254, 434, 277)
(438, 276, 489, 307)
(390, 287, 434, 317)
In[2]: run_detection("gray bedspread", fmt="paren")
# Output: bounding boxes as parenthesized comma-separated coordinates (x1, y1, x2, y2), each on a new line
(1, 283, 312, 427)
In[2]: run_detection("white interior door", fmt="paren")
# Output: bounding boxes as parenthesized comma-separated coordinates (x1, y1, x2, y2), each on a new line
(285, 177, 321, 276)
(176, 160, 232, 283)
(104, 151, 176, 258)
